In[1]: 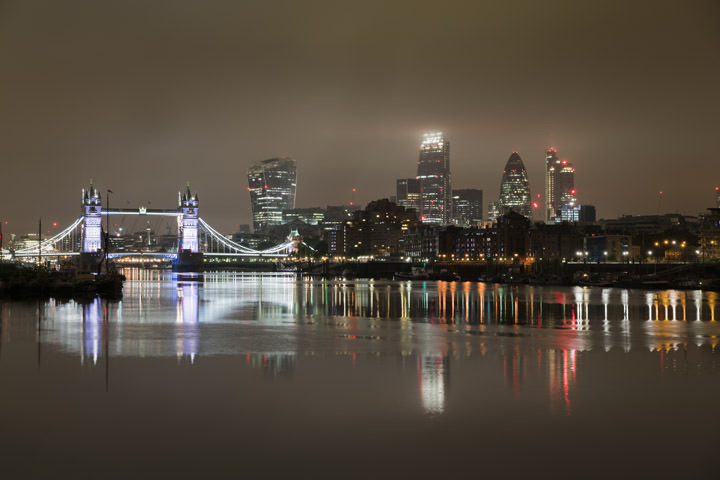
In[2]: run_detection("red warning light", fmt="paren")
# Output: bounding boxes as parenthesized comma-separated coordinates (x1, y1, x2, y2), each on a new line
(52, 222, 58, 227)
(264, 185, 268, 189)
(561, 160, 568, 165)
(715, 186, 719, 191)
(570, 189, 576, 195)
(246, 187, 251, 191)
(352, 188, 356, 193)
(532, 202, 539, 209)
(659, 190, 663, 195)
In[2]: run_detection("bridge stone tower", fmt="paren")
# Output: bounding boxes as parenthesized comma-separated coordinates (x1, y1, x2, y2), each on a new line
(178, 183, 199, 252)
(81, 181, 103, 253)
(174, 183, 203, 271)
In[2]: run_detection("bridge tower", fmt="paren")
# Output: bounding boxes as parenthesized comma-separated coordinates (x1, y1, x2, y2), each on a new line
(174, 183, 203, 271)
(81, 181, 103, 253)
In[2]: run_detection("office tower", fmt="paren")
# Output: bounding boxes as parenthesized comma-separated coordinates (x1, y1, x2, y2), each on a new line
(716, 186, 720, 208)
(579, 205, 596, 223)
(487, 201, 500, 223)
(498, 152, 532, 218)
(452, 189, 483, 226)
(544, 148, 561, 221)
(396, 178, 422, 214)
(416, 131, 451, 225)
(545, 147, 578, 222)
(247, 157, 297, 232)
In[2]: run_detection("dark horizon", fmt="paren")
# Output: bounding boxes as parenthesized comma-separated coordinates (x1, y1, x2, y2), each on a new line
(1, 0, 719, 235)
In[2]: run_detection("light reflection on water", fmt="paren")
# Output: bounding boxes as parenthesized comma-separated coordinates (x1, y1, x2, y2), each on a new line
(3, 271, 720, 477)
(0, 271, 716, 417)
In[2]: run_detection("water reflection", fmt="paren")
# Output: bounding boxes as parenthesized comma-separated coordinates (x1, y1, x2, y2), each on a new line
(3, 272, 720, 418)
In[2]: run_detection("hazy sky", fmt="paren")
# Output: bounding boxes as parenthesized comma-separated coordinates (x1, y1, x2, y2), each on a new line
(1, 0, 719, 235)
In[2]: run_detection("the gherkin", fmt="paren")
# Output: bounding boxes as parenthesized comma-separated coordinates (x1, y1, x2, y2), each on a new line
(498, 152, 531, 218)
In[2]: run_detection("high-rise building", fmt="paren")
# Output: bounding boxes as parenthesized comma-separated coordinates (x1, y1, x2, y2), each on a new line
(452, 189, 483, 226)
(396, 178, 421, 215)
(487, 201, 500, 223)
(544, 148, 561, 222)
(498, 152, 532, 218)
(545, 147, 578, 222)
(247, 157, 297, 232)
(416, 131, 451, 225)
(715, 186, 720, 208)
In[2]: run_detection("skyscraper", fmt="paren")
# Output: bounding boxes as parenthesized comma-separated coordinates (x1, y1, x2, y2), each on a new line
(544, 148, 561, 222)
(716, 186, 720, 208)
(452, 189, 483, 226)
(396, 178, 421, 215)
(498, 152, 531, 218)
(247, 157, 297, 232)
(416, 131, 451, 225)
(545, 147, 577, 222)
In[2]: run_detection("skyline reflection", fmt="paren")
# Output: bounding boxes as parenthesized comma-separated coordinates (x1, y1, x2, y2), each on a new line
(1, 272, 719, 417)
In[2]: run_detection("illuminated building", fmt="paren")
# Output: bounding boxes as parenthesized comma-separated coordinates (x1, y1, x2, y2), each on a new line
(487, 201, 500, 223)
(498, 152, 531, 218)
(81, 181, 102, 253)
(716, 186, 720, 208)
(178, 183, 199, 252)
(396, 178, 421, 215)
(545, 148, 578, 222)
(544, 148, 561, 221)
(247, 157, 297, 232)
(417, 131, 451, 225)
(452, 189, 483, 226)
(282, 207, 325, 225)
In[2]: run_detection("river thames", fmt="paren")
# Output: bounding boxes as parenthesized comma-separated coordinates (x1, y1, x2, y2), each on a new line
(1, 271, 719, 478)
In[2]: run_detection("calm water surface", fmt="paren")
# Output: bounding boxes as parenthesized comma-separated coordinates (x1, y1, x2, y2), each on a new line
(1, 270, 719, 478)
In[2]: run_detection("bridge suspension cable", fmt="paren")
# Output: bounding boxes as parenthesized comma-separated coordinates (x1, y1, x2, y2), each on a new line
(14, 216, 84, 255)
(198, 218, 294, 255)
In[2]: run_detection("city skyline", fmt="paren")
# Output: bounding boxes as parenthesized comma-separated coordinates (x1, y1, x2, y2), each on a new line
(1, 1, 719, 235)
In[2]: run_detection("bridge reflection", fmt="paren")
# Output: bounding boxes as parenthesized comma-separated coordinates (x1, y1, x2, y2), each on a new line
(8, 275, 720, 416)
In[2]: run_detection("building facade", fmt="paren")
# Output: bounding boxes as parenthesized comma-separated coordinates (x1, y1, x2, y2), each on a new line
(452, 189, 483, 226)
(498, 152, 532, 218)
(545, 147, 578, 222)
(247, 157, 297, 232)
(396, 178, 421, 215)
(416, 131, 451, 225)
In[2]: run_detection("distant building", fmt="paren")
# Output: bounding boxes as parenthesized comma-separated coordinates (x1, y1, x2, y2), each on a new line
(544, 148, 561, 222)
(396, 178, 421, 214)
(716, 186, 720, 208)
(329, 199, 418, 258)
(579, 205, 596, 223)
(498, 152, 531, 219)
(487, 201, 500, 223)
(417, 131, 451, 225)
(699, 208, 720, 260)
(282, 207, 325, 226)
(545, 147, 578, 222)
(452, 189, 483, 226)
(601, 214, 699, 235)
(247, 157, 297, 232)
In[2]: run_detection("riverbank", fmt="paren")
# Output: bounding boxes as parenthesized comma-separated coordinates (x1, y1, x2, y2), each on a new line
(0, 262, 125, 299)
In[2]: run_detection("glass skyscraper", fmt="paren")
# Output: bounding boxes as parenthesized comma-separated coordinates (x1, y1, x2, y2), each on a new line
(498, 152, 531, 218)
(416, 131, 451, 225)
(396, 178, 421, 215)
(247, 157, 297, 232)
(452, 189, 483, 226)
(545, 147, 577, 222)
(544, 148, 561, 222)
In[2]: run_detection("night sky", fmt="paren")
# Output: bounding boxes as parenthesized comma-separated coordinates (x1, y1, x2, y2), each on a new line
(1, 0, 719, 235)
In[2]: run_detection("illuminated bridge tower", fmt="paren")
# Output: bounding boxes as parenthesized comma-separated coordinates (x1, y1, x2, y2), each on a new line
(81, 181, 103, 253)
(174, 183, 203, 272)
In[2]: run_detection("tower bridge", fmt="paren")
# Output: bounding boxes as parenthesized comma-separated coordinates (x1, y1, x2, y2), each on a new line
(5, 182, 298, 268)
